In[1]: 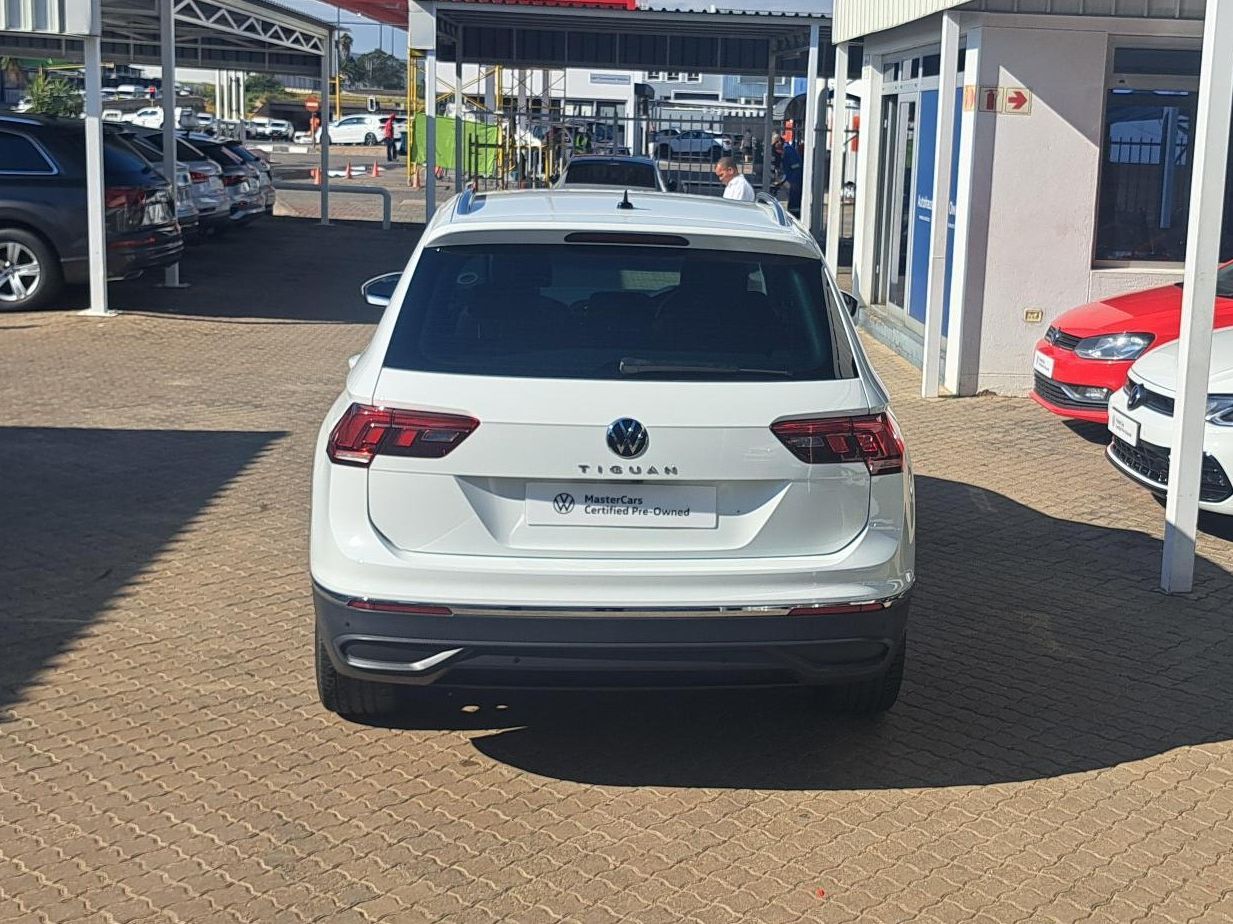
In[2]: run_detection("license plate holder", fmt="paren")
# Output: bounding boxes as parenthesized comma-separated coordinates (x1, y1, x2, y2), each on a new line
(1109, 408, 1140, 447)
(1033, 350, 1055, 378)
(526, 483, 718, 529)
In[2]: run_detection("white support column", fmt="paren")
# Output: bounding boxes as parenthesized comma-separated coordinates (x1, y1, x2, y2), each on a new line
(319, 34, 331, 225)
(800, 24, 822, 235)
(238, 72, 247, 141)
(761, 47, 776, 192)
(921, 11, 960, 398)
(159, 0, 186, 289)
(455, 59, 464, 186)
(825, 42, 849, 271)
(946, 28, 982, 397)
(214, 70, 222, 121)
(1162, 0, 1233, 593)
(852, 53, 883, 305)
(425, 45, 438, 214)
(79, 8, 111, 318)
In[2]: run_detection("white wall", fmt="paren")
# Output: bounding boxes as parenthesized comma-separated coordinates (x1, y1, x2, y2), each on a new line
(927, 24, 1106, 394)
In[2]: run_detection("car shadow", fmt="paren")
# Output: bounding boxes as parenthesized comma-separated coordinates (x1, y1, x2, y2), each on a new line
(361, 474, 1233, 789)
(54, 216, 420, 323)
(1064, 419, 1109, 445)
(0, 427, 284, 710)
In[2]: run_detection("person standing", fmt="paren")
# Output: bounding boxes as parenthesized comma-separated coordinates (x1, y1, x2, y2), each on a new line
(775, 136, 804, 215)
(383, 112, 398, 163)
(309, 111, 321, 150)
(714, 157, 755, 202)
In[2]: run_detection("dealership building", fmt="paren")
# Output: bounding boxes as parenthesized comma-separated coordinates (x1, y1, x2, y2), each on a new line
(834, 0, 1218, 398)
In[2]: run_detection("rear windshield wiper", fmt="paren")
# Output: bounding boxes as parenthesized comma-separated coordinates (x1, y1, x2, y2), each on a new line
(619, 357, 793, 377)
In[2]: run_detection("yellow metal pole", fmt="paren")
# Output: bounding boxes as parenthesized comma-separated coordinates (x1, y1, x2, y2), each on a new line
(414, 44, 419, 185)
(334, 73, 341, 120)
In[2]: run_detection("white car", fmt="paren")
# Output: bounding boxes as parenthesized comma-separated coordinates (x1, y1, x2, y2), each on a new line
(655, 129, 732, 161)
(319, 113, 403, 146)
(248, 117, 294, 140)
(310, 188, 915, 720)
(1107, 326, 1233, 514)
(128, 106, 194, 129)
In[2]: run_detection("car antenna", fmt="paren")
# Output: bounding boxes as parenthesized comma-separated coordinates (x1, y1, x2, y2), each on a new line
(617, 189, 635, 210)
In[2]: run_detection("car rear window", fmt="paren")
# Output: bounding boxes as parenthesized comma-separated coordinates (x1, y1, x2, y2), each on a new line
(563, 162, 657, 188)
(383, 244, 857, 381)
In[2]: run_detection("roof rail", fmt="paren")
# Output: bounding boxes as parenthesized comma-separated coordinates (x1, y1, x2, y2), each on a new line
(755, 192, 790, 227)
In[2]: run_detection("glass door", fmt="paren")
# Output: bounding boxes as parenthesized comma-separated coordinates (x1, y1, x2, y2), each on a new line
(885, 96, 918, 312)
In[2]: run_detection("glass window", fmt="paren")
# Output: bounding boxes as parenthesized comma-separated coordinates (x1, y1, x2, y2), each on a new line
(0, 132, 54, 173)
(562, 160, 658, 188)
(1095, 89, 1198, 262)
(384, 244, 857, 381)
(1113, 48, 1203, 77)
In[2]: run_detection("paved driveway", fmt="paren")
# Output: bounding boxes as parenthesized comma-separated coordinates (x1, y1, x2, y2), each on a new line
(2, 219, 1231, 924)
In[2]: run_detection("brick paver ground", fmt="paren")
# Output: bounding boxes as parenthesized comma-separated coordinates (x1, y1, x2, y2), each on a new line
(2, 216, 1232, 924)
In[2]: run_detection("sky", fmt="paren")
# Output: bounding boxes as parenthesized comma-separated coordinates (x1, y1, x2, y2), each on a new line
(279, 0, 408, 55)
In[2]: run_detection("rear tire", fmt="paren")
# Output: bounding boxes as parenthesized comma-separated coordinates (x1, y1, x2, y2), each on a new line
(316, 625, 401, 719)
(363, 132, 378, 146)
(820, 637, 905, 716)
(0, 228, 61, 312)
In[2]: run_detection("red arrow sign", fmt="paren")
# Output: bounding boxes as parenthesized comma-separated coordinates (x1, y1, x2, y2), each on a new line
(1006, 89, 1031, 112)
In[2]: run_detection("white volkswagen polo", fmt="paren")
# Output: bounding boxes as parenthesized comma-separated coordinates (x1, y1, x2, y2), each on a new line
(311, 188, 915, 719)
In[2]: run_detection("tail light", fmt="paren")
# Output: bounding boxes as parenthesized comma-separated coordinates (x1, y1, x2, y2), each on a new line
(189, 170, 211, 183)
(771, 412, 904, 475)
(104, 186, 148, 232)
(327, 403, 478, 466)
(221, 173, 244, 187)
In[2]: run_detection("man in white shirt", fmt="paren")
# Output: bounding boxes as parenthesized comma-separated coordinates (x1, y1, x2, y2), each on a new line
(715, 157, 755, 202)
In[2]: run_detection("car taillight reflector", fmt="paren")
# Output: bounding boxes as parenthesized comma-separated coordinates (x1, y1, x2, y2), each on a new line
(105, 185, 146, 209)
(788, 602, 888, 616)
(190, 170, 211, 183)
(327, 403, 478, 466)
(347, 599, 452, 615)
(771, 412, 904, 475)
(221, 173, 243, 186)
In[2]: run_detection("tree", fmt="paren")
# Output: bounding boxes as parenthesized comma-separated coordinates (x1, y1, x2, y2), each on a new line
(341, 50, 406, 91)
(26, 72, 81, 118)
(244, 73, 289, 114)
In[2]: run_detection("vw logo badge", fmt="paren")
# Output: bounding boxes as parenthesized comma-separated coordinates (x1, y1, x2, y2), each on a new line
(607, 418, 648, 459)
(1127, 383, 1146, 410)
(553, 492, 575, 514)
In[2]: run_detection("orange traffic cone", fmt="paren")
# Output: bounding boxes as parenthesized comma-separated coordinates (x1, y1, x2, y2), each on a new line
(371, 161, 382, 177)
(344, 161, 353, 179)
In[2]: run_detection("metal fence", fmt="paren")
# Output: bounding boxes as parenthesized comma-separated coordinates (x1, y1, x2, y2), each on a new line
(454, 103, 857, 261)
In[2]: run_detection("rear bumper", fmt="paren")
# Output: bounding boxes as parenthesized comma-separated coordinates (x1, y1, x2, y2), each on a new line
(107, 227, 184, 273)
(314, 582, 910, 689)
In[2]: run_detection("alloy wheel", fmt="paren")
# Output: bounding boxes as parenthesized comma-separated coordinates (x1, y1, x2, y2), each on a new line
(0, 241, 41, 305)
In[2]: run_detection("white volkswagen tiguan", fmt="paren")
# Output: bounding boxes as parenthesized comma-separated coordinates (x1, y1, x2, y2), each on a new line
(311, 188, 915, 719)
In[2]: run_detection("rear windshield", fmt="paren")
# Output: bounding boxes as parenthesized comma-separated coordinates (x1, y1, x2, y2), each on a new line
(563, 161, 657, 188)
(383, 244, 857, 381)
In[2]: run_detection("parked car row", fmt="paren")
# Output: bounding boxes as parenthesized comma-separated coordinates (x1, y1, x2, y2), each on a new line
(0, 114, 273, 311)
(1031, 273, 1233, 516)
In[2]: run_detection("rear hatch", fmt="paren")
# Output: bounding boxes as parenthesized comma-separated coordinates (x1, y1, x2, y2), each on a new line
(351, 239, 882, 560)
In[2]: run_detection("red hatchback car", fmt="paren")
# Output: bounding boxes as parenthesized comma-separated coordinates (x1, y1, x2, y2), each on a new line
(1032, 274, 1233, 423)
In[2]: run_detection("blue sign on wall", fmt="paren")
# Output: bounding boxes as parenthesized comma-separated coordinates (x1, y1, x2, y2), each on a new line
(907, 89, 963, 330)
